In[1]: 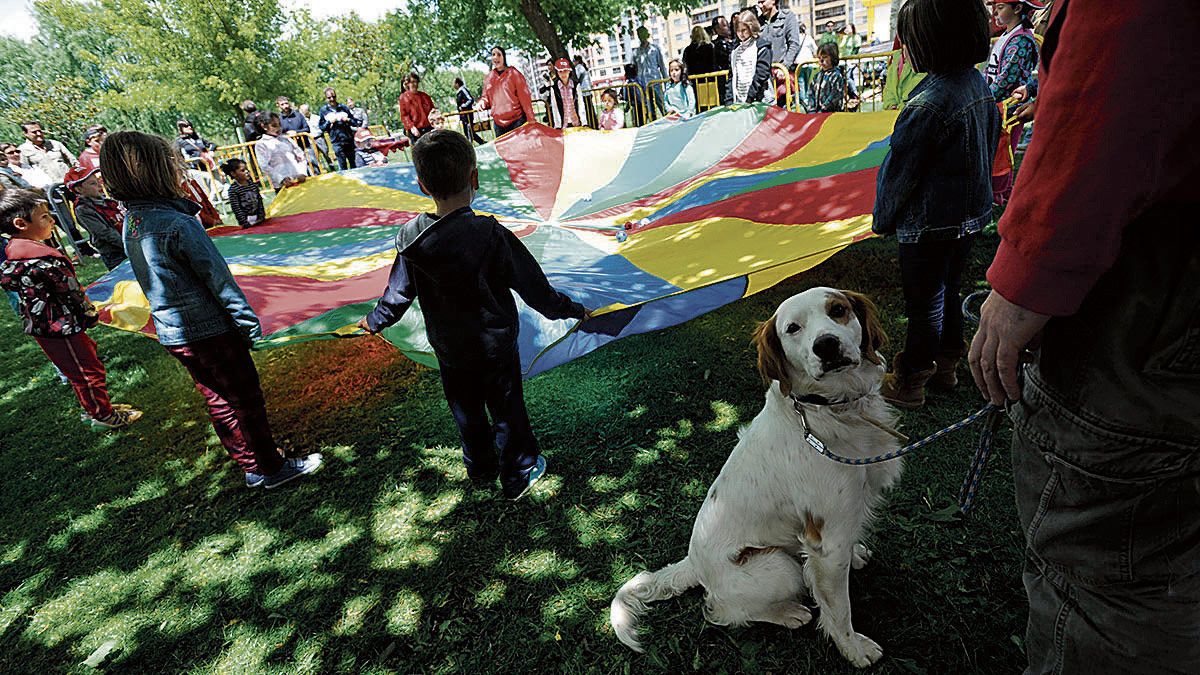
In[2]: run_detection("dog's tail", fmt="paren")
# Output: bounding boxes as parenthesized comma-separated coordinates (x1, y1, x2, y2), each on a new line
(610, 556, 699, 652)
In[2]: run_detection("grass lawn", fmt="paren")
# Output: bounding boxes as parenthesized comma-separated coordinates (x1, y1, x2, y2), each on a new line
(0, 230, 1027, 673)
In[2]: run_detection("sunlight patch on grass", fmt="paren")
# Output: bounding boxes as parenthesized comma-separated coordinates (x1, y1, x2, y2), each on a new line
(332, 587, 382, 636)
(474, 580, 507, 608)
(587, 475, 621, 494)
(567, 501, 634, 547)
(205, 622, 295, 674)
(1, 539, 27, 567)
(419, 445, 468, 481)
(682, 478, 709, 499)
(385, 589, 423, 636)
(0, 569, 49, 635)
(503, 550, 580, 581)
(262, 572, 341, 613)
(45, 508, 108, 552)
(371, 487, 444, 569)
(704, 401, 740, 432)
(632, 446, 660, 466)
(626, 404, 648, 419)
(529, 474, 563, 502)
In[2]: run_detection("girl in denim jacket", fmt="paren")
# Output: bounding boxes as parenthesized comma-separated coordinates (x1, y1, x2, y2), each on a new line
(100, 132, 322, 490)
(871, 0, 999, 409)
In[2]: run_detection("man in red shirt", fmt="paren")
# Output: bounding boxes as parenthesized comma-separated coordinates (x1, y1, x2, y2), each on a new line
(970, 1, 1199, 671)
(478, 46, 536, 138)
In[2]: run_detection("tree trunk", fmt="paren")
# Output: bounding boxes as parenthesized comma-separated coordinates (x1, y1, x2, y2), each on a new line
(517, 0, 568, 59)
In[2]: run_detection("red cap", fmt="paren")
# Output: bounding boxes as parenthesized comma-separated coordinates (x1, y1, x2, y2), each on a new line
(555, 58, 572, 71)
(64, 164, 100, 188)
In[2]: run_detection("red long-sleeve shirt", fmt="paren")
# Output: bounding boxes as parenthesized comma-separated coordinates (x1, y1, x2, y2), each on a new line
(398, 90, 435, 132)
(987, 0, 1199, 316)
(481, 66, 536, 127)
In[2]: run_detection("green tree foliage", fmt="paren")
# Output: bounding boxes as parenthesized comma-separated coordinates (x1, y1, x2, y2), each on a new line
(424, 0, 696, 60)
(0, 0, 678, 150)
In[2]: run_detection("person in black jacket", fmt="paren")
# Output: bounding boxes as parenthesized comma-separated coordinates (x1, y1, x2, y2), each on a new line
(317, 87, 362, 170)
(710, 16, 737, 105)
(454, 77, 486, 144)
(359, 130, 590, 500)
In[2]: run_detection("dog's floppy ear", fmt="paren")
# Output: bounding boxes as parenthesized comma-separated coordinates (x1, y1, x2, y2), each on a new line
(843, 290, 887, 365)
(753, 316, 792, 396)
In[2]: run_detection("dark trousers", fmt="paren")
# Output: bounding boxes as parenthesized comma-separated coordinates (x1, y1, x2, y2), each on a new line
(1011, 205, 1200, 674)
(164, 332, 284, 476)
(493, 116, 527, 138)
(333, 141, 356, 170)
(35, 332, 112, 419)
(460, 114, 486, 144)
(897, 235, 975, 372)
(438, 353, 539, 486)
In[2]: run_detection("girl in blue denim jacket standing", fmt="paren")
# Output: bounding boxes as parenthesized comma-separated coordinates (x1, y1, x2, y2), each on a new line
(100, 132, 322, 490)
(872, 0, 999, 409)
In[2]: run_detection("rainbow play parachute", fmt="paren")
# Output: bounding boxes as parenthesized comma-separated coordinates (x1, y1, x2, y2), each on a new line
(89, 105, 897, 377)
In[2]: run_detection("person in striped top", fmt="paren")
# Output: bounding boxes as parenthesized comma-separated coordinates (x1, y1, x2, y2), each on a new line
(220, 159, 265, 228)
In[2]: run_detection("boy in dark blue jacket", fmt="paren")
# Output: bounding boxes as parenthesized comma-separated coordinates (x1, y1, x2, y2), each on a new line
(359, 130, 589, 499)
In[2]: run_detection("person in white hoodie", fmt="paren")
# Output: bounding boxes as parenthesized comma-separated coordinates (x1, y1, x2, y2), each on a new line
(252, 112, 309, 192)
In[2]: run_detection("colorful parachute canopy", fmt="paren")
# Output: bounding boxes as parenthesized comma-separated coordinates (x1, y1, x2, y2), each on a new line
(89, 105, 897, 377)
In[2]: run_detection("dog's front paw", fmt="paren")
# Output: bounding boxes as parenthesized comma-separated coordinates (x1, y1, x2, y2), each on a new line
(837, 632, 883, 668)
(851, 543, 873, 570)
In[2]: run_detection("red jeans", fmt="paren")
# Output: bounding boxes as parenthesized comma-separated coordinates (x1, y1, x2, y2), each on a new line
(34, 332, 112, 419)
(164, 332, 284, 476)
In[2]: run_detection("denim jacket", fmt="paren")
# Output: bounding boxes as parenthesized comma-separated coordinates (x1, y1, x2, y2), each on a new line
(123, 198, 261, 346)
(872, 68, 999, 243)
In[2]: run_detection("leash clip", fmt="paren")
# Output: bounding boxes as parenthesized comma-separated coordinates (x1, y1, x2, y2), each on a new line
(793, 401, 828, 455)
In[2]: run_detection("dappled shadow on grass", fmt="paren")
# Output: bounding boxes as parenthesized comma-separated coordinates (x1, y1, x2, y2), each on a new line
(0, 236, 1026, 673)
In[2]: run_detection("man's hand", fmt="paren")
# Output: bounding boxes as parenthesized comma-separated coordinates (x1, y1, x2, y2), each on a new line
(968, 291, 1050, 405)
(357, 317, 375, 334)
(1011, 85, 1028, 102)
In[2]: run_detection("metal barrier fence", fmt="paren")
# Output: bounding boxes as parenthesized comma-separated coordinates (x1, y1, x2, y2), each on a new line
(582, 82, 649, 129)
(793, 50, 892, 113)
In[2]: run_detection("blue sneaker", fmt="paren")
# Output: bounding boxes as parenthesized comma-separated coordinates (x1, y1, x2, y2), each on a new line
(263, 453, 323, 490)
(245, 472, 266, 488)
(502, 456, 547, 500)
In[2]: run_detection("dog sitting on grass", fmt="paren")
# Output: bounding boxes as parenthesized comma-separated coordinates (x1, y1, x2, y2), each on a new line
(611, 287, 902, 668)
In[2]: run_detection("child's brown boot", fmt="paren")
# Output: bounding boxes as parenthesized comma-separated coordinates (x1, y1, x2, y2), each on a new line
(881, 352, 936, 410)
(929, 340, 969, 391)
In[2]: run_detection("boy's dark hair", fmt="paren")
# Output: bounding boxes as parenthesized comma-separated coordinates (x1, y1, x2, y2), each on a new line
(220, 158, 246, 178)
(817, 42, 840, 67)
(0, 188, 47, 236)
(453, 77, 464, 87)
(601, 87, 619, 100)
(20, 121, 40, 132)
(241, 100, 257, 114)
(898, 0, 990, 74)
(411, 130, 476, 200)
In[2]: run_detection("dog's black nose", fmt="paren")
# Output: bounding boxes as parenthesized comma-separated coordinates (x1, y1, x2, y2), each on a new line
(813, 334, 842, 363)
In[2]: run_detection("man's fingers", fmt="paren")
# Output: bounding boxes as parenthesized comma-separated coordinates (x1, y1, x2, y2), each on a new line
(968, 332, 990, 401)
(996, 343, 1022, 402)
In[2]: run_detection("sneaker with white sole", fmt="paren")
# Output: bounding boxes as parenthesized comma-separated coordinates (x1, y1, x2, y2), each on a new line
(245, 472, 266, 488)
(87, 407, 143, 430)
(263, 453, 323, 490)
(502, 456, 547, 500)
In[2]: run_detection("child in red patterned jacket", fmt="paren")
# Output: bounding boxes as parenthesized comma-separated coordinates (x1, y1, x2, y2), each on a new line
(0, 188, 141, 429)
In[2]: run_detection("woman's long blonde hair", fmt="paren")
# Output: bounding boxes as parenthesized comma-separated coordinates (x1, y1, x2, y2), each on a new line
(690, 25, 710, 45)
(100, 131, 186, 202)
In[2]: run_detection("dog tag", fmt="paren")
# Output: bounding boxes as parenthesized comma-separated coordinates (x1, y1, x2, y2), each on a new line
(794, 405, 828, 455)
(804, 431, 827, 454)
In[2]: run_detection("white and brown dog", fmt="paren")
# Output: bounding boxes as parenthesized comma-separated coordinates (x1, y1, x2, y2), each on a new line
(610, 287, 903, 668)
